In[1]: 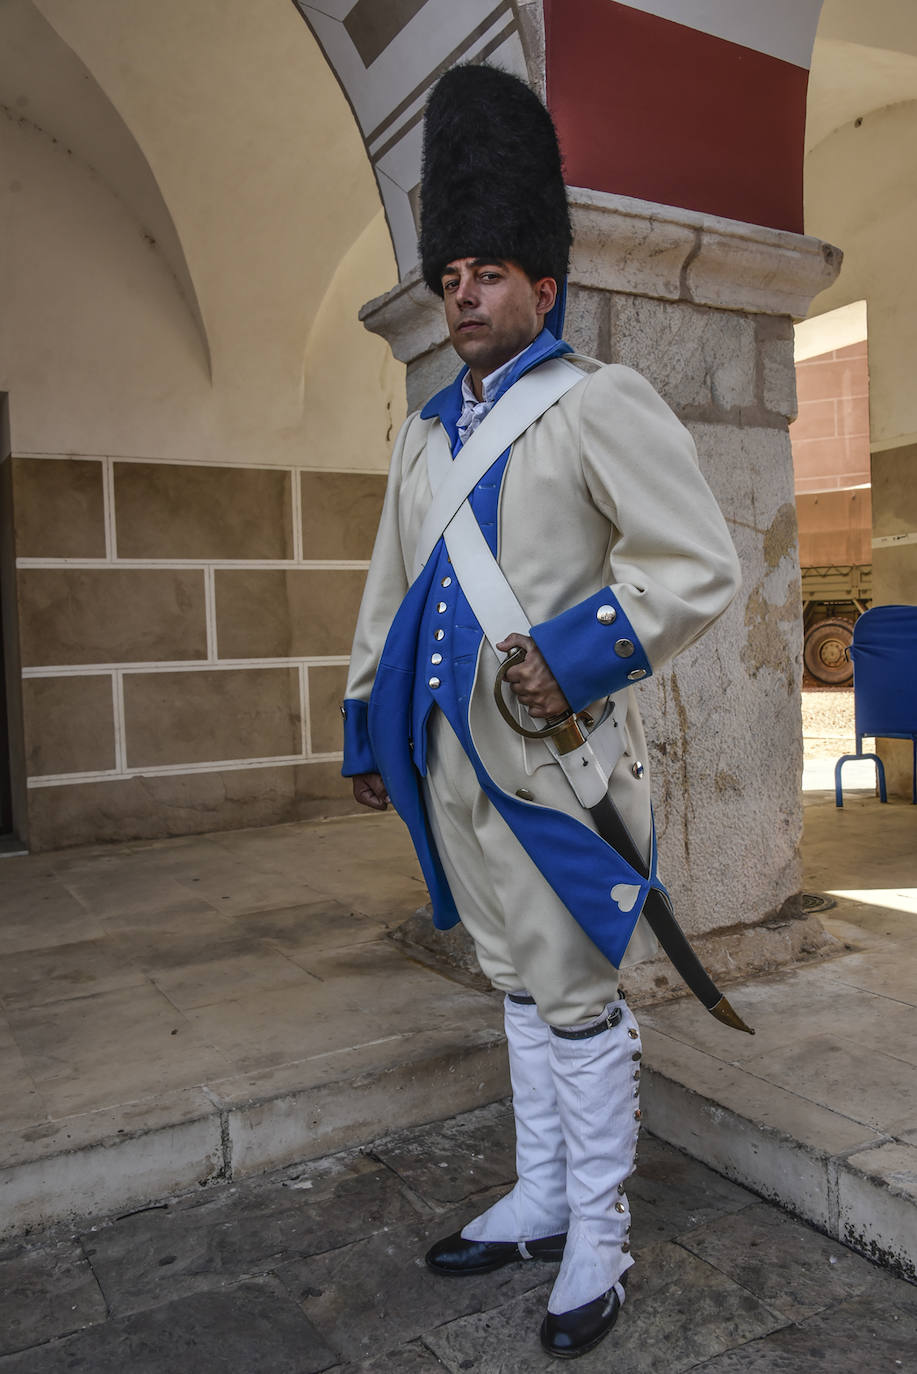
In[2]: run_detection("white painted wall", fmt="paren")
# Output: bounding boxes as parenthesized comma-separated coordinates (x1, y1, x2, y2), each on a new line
(805, 100, 917, 454)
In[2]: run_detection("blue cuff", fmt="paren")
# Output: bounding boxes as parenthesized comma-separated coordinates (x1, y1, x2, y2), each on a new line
(341, 698, 377, 777)
(530, 588, 652, 712)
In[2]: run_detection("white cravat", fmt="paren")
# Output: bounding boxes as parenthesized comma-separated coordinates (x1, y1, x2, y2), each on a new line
(456, 346, 529, 445)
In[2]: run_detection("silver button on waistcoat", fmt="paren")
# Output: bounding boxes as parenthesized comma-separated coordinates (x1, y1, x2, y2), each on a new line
(596, 604, 617, 625)
(615, 638, 635, 658)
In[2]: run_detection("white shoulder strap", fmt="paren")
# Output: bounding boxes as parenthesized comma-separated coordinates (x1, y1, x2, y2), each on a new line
(449, 498, 531, 647)
(421, 357, 625, 804)
(424, 412, 529, 647)
(412, 357, 584, 579)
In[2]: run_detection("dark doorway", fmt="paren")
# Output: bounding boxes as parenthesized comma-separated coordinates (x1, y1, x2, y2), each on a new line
(0, 393, 26, 848)
(0, 588, 12, 836)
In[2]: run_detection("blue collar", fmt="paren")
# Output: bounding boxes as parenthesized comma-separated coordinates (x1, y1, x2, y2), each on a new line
(419, 329, 574, 445)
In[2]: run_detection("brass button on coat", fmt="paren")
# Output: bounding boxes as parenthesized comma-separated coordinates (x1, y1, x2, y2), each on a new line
(631, 761, 645, 779)
(428, 677, 441, 689)
(596, 604, 617, 625)
(441, 576, 452, 587)
(431, 653, 443, 665)
(515, 787, 535, 801)
(434, 629, 445, 641)
(436, 601, 447, 613)
(614, 638, 635, 658)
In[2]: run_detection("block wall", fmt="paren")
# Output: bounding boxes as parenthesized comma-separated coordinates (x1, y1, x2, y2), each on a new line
(791, 341, 871, 495)
(7, 455, 384, 849)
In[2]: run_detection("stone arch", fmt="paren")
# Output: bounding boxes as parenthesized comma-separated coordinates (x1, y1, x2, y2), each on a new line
(292, 0, 535, 278)
(293, 0, 826, 280)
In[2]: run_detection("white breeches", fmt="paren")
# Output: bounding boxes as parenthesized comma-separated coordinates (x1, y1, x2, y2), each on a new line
(421, 707, 622, 1027)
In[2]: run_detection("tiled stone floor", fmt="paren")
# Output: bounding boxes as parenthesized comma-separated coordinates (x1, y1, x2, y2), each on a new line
(3, 793, 913, 1152)
(1, 1105, 915, 1372)
(1, 769, 916, 1277)
(0, 815, 435, 1124)
(0, 813, 513, 1234)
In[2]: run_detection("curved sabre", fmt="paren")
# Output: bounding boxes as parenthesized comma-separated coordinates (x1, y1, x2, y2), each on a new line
(495, 647, 754, 1035)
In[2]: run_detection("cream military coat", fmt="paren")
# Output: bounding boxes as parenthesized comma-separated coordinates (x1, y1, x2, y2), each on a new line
(343, 352, 741, 969)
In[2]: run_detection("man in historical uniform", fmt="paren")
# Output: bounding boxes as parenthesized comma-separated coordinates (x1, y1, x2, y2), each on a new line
(342, 64, 741, 1359)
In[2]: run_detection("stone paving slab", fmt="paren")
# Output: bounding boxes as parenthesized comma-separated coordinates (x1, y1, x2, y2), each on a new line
(0, 1240, 106, 1358)
(0, 1279, 336, 1373)
(367, 1098, 517, 1205)
(278, 1210, 554, 1365)
(423, 1241, 786, 1374)
(675, 1199, 900, 1323)
(81, 1150, 427, 1317)
(2, 1107, 915, 1373)
(339, 1343, 450, 1374)
(687, 1291, 917, 1373)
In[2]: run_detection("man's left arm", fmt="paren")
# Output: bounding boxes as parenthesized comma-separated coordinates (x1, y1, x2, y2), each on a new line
(341, 416, 413, 785)
(529, 364, 741, 713)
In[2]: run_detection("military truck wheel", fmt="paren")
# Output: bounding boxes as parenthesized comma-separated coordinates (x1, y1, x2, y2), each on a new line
(804, 618, 854, 685)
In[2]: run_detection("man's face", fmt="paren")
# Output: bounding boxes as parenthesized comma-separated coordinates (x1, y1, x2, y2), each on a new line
(441, 258, 557, 379)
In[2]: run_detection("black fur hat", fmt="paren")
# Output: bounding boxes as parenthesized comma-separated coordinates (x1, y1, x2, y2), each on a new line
(419, 64, 571, 295)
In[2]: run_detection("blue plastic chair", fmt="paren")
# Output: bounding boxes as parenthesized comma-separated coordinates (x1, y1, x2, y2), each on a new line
(835, 604, 917, 807)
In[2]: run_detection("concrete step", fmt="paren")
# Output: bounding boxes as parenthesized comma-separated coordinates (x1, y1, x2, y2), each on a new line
(0, 1015, 508, 1238)
(640, 976, 917, 1284)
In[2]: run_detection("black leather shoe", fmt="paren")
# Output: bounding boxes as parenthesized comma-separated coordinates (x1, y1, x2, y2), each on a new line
(539, 1276, 626, 1359)
(425, 1230, 566, 1277)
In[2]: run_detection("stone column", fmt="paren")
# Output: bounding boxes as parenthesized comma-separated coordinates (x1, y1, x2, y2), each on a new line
(361, 189, 842, 997)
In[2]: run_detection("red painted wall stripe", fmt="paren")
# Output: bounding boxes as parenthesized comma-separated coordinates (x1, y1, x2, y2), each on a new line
(545, 0, 809, 233)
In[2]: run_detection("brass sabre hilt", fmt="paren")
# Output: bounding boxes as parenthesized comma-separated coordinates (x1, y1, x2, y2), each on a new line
(493, 647, 587, 754)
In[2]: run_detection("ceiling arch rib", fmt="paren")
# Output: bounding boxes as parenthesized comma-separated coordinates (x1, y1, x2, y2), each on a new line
(806, 41, 917, 151)
(807, 0, 917, 149)
(293, 0, 529, 277)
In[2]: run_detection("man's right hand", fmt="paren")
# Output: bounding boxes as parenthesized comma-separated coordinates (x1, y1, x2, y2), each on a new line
(352, 772, 389, 811)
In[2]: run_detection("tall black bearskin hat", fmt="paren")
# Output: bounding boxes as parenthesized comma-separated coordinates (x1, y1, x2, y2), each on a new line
(419, 64, 572, 296)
